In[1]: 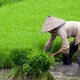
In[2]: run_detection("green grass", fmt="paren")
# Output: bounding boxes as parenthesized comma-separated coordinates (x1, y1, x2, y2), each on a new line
(8, 49, 55, 80)
(0, 0, 80, 68)
(0, 0, 22, 6)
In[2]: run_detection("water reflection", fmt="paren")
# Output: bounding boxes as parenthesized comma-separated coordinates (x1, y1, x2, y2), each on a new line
(50, 62, 80, 80)
(0, 63, 80, 80)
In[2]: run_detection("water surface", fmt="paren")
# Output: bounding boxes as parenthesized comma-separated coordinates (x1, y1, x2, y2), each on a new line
(0, 63, 80, 80)
(0, 69, 10, 80)
(50, 62, 80, 80)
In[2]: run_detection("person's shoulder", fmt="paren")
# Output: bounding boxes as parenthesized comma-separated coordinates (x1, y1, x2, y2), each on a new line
(64, 21, 80, 28)
(66, 21, 80, 24)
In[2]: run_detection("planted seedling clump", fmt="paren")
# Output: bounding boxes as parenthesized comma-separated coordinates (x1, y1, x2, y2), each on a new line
(8, 49, 55, 80)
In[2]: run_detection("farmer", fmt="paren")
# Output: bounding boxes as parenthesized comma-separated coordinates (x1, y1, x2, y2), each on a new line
(40, 16, 80, 66)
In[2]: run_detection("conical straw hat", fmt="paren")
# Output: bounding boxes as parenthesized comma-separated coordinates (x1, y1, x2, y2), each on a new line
(40, 16, 66, 33)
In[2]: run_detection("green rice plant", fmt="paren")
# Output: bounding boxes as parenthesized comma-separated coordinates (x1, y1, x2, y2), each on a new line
(0, 0, 23, 6)
(0, 0, 79, 64)
(0, 51, 13, 69)
(0, 46, 34, 69)
(29, 52, 52, 72)
(23, 63, 32, 73)
(8, 48, 30, 80)
(0, 52, 7, 68)
(8, 49, 55, 80)
(8, 66, 26, 80)
(0, 0, 4, 6)
(10, 48, 28, 66)
(27, 51, 55, 80)
(38, 71, 55, 80)
(72, 52, 78, 62)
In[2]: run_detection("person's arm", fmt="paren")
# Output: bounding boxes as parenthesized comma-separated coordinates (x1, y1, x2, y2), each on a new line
(44, 33, 56, 52)
(49, 28, 69, 56)
(58, 29, 70, 54)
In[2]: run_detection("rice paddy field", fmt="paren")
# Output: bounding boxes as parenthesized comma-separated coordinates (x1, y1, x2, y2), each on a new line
(0, 0, 80, 69)
(0, 0, 80, 80)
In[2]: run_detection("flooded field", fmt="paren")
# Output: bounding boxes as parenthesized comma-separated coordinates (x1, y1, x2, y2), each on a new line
(0, 69, 10, 80)
(51, 62, 80, 80)
(0, 63, 80, 80)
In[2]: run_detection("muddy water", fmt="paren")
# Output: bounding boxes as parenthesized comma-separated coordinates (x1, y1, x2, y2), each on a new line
(0, 63, 80, 80)
(0, 69, 10, 80)
(50, 62, 80, 80)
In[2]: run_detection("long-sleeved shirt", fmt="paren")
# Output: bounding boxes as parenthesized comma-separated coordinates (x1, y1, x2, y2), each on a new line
(46, 21, 80, 53)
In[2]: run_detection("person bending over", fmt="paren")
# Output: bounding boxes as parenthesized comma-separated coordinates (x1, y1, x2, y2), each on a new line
(40, 16, 80, 66)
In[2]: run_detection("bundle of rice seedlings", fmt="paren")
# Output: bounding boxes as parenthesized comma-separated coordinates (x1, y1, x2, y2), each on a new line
(8, 49, 56, 80)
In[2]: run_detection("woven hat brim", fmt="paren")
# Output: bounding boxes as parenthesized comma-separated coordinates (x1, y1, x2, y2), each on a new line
(40, 16, 66, 33)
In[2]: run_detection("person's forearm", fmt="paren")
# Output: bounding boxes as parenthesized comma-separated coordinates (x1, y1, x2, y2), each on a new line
(54, 49, 62, 55)
(45, 33, 56, 52)
(44, 40, 53, 52)
(54, 46, 69, 55)
(49, 48, 62, 56)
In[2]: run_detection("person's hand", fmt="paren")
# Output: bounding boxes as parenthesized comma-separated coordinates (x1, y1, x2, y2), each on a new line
(48, 53, 55, 56)
(49, 51, 62, 56)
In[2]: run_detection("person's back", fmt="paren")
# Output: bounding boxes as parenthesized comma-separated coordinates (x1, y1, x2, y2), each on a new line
(57, 21, 80, 45)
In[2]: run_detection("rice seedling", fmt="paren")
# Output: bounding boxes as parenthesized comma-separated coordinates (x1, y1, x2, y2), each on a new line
(8, 48, 29, 80)
(0, 50, 13, 69)
(0, 0, 79, 80)
(0, 0, 23, 6)
(27, 51, 55, 80)
(8, 49, 55, 80)
(0, 0, 79, 68)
